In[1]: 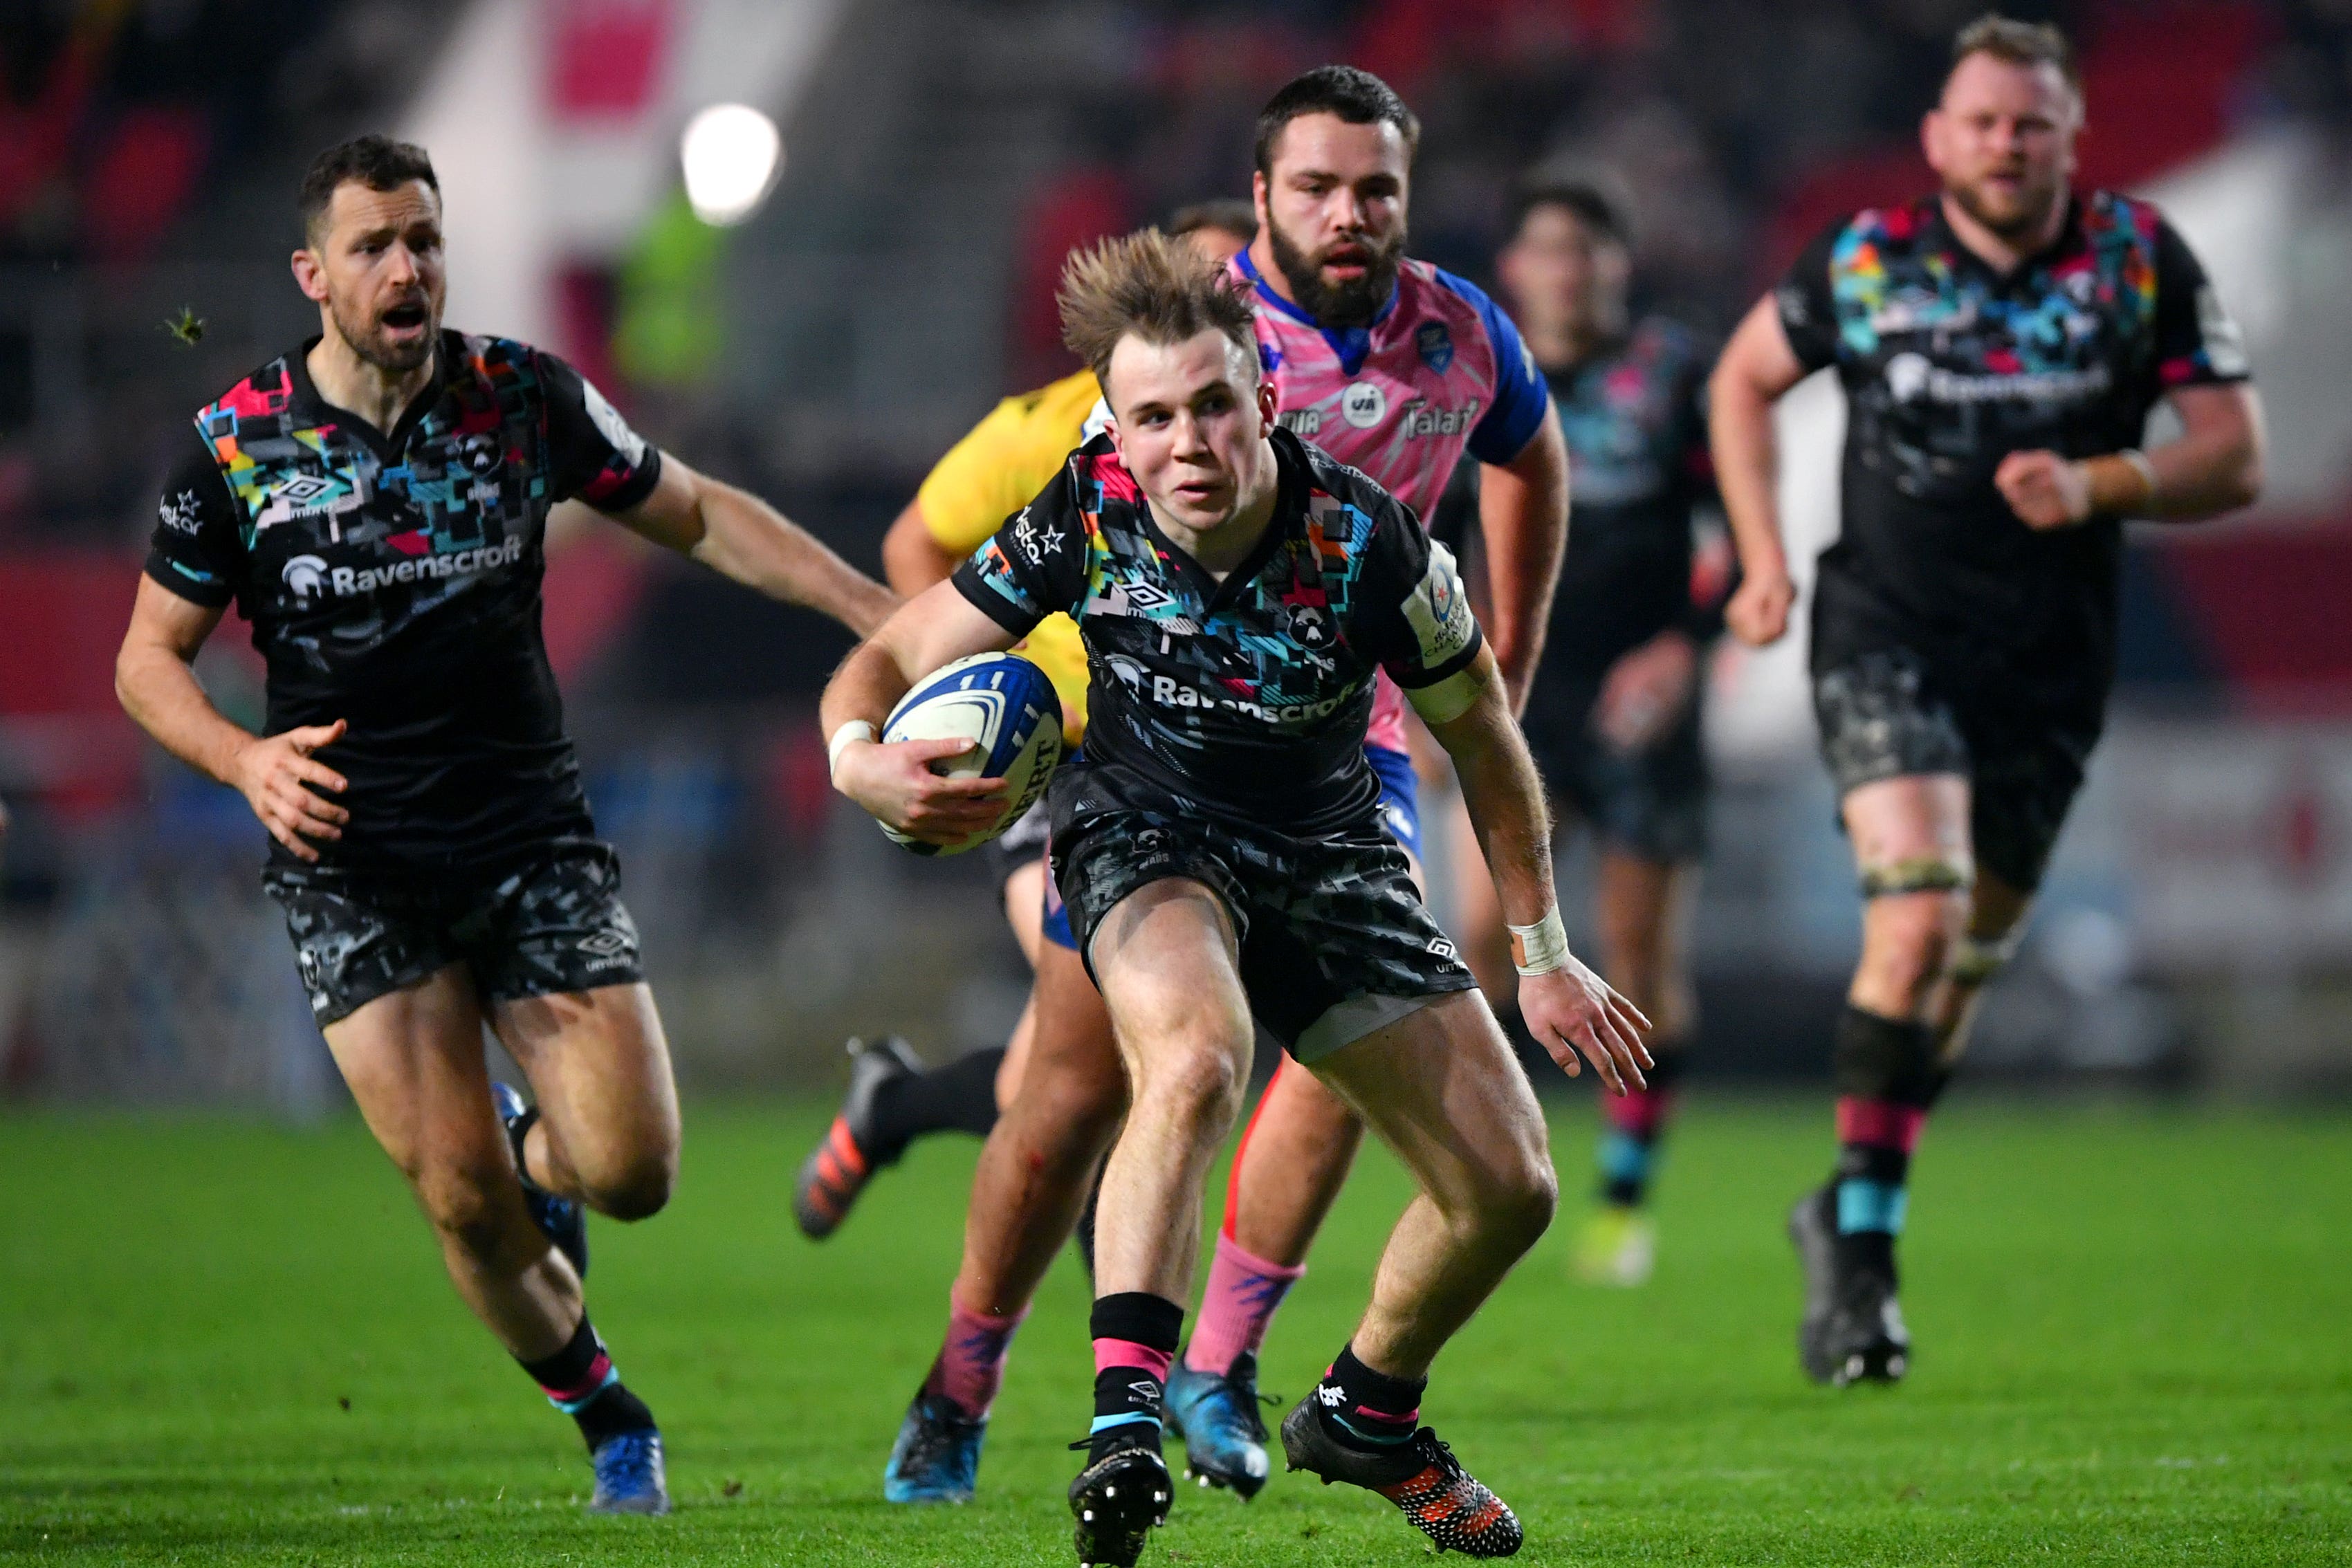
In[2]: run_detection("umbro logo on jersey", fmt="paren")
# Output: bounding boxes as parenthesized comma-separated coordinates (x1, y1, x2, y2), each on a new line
(578, 929, 632, 958)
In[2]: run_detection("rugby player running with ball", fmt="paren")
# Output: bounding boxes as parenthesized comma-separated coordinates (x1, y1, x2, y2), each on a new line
(116, 137, 894, 1512)
(1709, 14, 2263, 1386)
(825, 230, 1642, 1566)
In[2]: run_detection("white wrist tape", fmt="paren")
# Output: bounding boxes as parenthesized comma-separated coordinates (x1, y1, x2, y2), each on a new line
(827, 720, 876, 777)
(1508, 907, 1570, 977)
(2119, 447, 2160, 506)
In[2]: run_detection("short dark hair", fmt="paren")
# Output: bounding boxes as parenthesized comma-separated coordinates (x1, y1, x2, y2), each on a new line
(1253, 65, 1420, 181)
(1166, 199, 1258, 246)
(299, 135, 440, 243)
(1949, 12, 2079, 90)
(1509, 174, 1634, 250)
(1059, 228, 1259, 393)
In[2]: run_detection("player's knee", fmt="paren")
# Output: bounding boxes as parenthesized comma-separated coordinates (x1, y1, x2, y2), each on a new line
(578, 1146, 675, 1222)
(1141, 1028, 1250, 1127)
(418, 1162, 526, 1263)
(1861, 891, 1966, 1011)
(1481, 1150, 1559, 1252)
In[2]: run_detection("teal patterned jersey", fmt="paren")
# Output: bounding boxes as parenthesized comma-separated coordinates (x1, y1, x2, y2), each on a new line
(1776, 192, 2250, 707)
(147, 331, 661, 865)
(953, 427, 1481, 836)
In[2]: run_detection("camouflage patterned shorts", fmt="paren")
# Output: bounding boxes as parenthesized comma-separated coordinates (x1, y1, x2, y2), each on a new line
(262, 838, 644, 1026)
(1051, 775, 1476, 1063)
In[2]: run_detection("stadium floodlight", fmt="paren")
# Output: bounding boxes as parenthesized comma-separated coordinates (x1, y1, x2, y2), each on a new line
(680, 104, 783, 226)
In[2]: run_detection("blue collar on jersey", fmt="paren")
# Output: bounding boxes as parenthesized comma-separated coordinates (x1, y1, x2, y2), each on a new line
(1235, 246, 1399, 378)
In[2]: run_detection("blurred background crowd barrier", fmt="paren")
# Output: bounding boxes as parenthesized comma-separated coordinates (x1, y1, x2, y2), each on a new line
(3, 0, 2350, 1112)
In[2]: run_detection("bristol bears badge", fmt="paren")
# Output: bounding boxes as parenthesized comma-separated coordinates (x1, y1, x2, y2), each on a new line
(1281, 598, 1334, 651)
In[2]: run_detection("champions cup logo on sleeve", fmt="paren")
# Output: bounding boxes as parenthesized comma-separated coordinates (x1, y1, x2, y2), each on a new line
(580, 378, 648, 468)
(1403, 541, 1476, 667)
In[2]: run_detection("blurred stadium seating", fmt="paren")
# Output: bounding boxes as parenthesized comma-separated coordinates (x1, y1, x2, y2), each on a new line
(3, 0, 2350, 1108)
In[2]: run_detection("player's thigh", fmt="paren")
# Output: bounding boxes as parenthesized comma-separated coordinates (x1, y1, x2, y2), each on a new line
(324, 966, 511, 1199)
(1308, 989, 1551, 1219)
(491, 982, 681, 1205)
(1841, 773, 1972, 874)
(1022, 934, 1126, 1116)
(1090, 877, 1253, 1085)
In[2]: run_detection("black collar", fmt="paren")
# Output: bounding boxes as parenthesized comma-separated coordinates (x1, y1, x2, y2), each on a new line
(1921, 192, 2086, 289)
(284, 330, 454, 459)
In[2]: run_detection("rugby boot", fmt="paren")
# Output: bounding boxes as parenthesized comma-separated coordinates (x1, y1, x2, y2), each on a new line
(1791, 1185, 1912, 1386)
(1067, 1426, 1172, 1568)
(492, 1081, 588, 1279)
(1163, 1352, 1273, 1497)
(1570, 1203, 1656, 1288)
(793, 1035, 923, 1239)
(883, 1390, 986, 1504)
(1279, 1396, 1523, 1557)
(587, 1428, 670, 1515)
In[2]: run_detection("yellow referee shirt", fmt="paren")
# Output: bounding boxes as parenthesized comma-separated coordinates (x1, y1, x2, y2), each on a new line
(915, 368, 1100, 738)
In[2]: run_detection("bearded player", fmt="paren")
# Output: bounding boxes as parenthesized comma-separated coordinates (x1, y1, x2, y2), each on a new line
(116, 136, 893, 1511)
(1709, 15, 2262, 1384)
(862, 66, 1570, 1506)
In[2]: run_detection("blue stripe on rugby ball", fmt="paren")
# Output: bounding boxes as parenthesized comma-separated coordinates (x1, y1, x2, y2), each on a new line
(879, 653, 1064, 857)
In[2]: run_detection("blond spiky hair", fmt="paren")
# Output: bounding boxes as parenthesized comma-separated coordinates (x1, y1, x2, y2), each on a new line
(1058, 228, 1259, 389)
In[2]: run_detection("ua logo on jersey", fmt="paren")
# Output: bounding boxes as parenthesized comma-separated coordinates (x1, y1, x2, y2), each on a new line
(1341, 381, 1387, 429)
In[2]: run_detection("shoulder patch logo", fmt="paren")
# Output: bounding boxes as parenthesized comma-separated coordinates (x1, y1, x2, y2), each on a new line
(580, 378, 648, 468)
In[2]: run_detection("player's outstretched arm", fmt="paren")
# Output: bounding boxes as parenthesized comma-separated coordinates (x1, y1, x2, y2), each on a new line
(820, 580, 1020, 846)
(881, 499, 963, 598)
(1708, 295, 1810, 647)
(1475, 402, 1569, 714)
(1994, 383, 2266, 530)
(116, 576, 350, 863)
(612, 452, 898, 636)
(1415, 645, 1653, 1093)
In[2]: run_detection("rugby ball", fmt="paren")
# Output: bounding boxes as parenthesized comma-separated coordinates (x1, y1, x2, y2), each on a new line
(879, 652, 1064, 856)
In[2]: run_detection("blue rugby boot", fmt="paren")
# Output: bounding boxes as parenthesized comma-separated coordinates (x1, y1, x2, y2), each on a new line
(1164, 1352, 1273, 1499)
(884, 1390, 986, 1504)
(588, 1428, 671, 1515)
(493, 1081, 589, 1280)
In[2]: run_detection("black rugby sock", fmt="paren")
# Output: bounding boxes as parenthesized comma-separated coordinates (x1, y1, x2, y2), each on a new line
(520, 1314, 657, 1450)
(867, 1046, 1004, 1158)
(1088, 1293, 1180, 1461)
(1314, 1343, 1424, 1450)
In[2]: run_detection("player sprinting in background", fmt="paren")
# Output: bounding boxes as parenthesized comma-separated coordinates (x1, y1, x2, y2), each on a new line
(825, 230, 1647, 1565)
(791, 203, 1256, 1244)
(1708, 14, 2263, 1385)
(114, 137, 894, 1511)
(1449, 174, 1729, 1289)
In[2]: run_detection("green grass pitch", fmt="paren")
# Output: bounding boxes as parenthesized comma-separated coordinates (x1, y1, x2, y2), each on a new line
(2, 1097, 2346, 1565)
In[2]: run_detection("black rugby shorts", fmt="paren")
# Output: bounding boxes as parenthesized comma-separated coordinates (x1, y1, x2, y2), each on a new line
(263, 837, 645, 1026)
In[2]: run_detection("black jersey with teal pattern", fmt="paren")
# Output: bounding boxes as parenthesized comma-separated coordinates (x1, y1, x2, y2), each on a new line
(1776, 192, 2250, 712)
(146, 331, 661, 867)
(1543, 317, 1718, 685)
(952, 427, 1482, 838)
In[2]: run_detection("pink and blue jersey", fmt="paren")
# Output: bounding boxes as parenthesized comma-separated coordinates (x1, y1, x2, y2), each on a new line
(1231, 250, 1550, 753)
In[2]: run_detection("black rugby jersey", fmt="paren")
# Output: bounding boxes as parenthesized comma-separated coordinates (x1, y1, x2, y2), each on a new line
(146, 331, 661, 866)
(1543, 317, 1719, 688)
(953, 427, 1482, 836)
(1776, 192, 2250, 714)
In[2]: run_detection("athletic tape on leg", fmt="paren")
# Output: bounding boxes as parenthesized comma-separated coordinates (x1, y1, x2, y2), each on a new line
(1859, 856, 1973, 898)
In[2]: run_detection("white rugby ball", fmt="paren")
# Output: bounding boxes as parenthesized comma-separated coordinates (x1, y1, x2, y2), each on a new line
(879, 652, 1064, 856)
